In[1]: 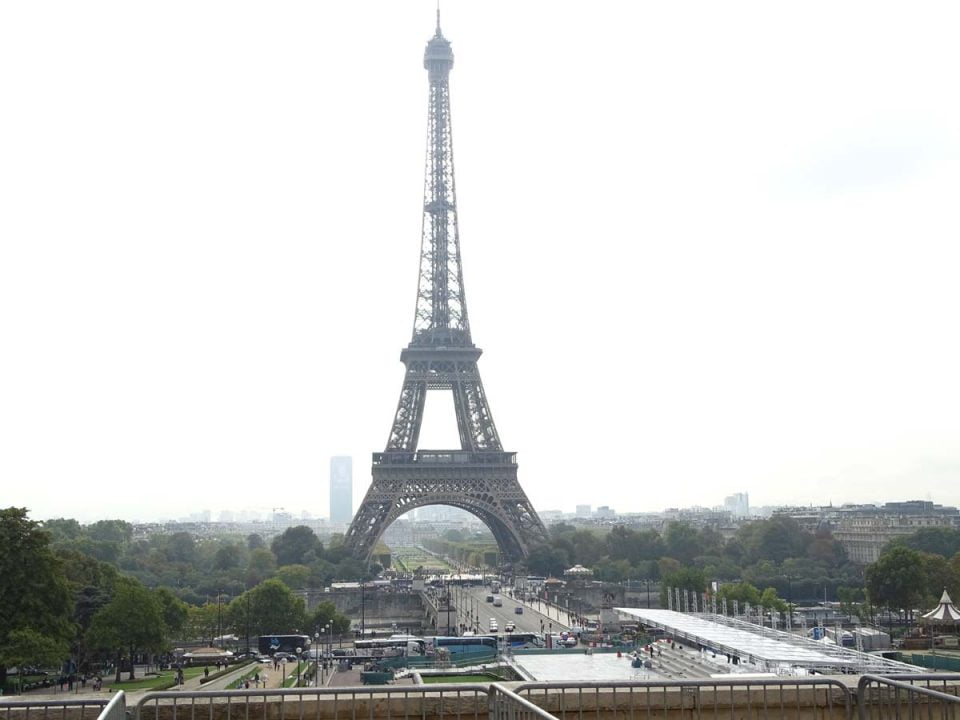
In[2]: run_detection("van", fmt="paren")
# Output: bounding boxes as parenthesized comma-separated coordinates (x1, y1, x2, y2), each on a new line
(493, 596, 503, 607)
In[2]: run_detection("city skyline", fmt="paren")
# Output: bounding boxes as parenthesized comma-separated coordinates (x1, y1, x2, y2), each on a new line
(19, 490, 955, 525)
(3, 2, 960, 522)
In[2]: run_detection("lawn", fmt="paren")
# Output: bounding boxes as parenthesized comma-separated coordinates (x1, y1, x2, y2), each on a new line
(107, 666, 204, 691)
(422, 674, 500, 683)
(281, 661, 309, 688)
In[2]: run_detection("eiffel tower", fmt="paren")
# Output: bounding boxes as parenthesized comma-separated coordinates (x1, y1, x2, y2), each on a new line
(344, 15, 548, 566)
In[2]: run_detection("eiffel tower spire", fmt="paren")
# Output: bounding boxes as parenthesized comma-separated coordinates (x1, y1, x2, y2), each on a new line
(414, 13, 470, 346)
(344, 19, 547, 566)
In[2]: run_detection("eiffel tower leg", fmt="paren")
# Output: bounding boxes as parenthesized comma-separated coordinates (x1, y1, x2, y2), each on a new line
(386, 377, 427, 452)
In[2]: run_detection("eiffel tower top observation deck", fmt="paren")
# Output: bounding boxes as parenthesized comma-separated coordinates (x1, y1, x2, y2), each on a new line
(344, 17, 547, 565)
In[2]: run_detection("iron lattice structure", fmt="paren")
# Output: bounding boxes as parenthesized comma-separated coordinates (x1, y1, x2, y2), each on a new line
(344, 18, 547, 565)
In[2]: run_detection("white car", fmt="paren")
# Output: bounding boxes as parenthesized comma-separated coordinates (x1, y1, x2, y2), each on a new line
(504, 622, 516, 632)
(489, 619, 498, 631)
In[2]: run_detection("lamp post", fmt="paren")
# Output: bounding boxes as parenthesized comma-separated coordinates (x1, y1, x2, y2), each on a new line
(313, 632, 320, 687)
(327, 623, 333, 681)
(295, 647, 302, 687)
(216, 590, 223, 648)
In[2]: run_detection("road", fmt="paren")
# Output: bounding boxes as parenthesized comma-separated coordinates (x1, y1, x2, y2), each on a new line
(449, 585, 572, 636)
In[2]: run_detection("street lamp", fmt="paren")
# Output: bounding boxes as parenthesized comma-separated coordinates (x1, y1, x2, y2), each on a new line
(295, 647, 302, 687)
(326, 623, 332, 682)
(313, 632, 320, 687)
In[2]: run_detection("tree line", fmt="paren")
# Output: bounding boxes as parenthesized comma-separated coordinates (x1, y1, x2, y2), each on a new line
(0, 509, 350, 692)
(525, 517, 858, 604)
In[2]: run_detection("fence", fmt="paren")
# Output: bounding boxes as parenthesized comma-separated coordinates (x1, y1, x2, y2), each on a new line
(488, 684, 555, 720)
(896, 655, 960, 673)
(6, 674, 960, 720)
(858, 674, 960, 720)
(130, 684, 492, 720)
(97, 692, 126, 720)
(514, 677, 855, 720)
(0, 696, 110, 720)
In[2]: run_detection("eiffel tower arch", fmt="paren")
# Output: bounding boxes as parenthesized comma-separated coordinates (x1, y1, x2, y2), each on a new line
(344, 16, 548, 566)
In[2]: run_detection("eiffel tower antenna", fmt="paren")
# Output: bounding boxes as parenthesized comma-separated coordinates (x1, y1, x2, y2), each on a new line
(344, 17, 547, 566)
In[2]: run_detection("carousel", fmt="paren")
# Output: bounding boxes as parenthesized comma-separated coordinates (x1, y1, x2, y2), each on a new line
(920, 588, 960, 652)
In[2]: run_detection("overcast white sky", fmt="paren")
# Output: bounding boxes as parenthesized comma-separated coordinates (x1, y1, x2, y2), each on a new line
(2, 2, 960, 523)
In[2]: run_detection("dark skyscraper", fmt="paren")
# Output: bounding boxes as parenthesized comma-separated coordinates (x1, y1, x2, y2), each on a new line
(329, 456, 353, 523)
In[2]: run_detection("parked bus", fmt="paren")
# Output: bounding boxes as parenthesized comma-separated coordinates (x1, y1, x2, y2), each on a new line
(257, 634, 311, 656)
(430, 636, 497, 655)
(501, 632, 543, 648)
(354, 636, 426, 656)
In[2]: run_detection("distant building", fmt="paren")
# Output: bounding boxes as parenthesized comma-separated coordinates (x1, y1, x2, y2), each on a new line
(329, 456, 353, 523)
(830, 501, 960, 564)
(576, 504, 592, 518)
(723, 492, 750, 519)
(595, 505, 616, 519)
(772, 500, 960, 564)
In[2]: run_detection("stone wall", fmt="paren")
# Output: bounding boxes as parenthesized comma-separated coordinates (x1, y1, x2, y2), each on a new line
(300, 589, 425, 632)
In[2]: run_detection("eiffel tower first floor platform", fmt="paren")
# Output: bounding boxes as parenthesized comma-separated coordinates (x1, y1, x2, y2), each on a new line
(343, 451, 548, 566)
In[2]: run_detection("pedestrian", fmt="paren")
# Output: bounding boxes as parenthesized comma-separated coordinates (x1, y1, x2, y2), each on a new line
(244, 680, 250, 689)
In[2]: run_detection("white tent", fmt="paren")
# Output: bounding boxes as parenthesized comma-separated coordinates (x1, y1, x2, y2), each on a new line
(921, 589, 960, 623)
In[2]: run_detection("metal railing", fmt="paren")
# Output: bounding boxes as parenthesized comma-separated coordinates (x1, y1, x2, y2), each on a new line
(488, 684, 555, 720)
(97, 692, 126, 720)
(0, 696, 110, 720)
(858, 674, 960, 720)
(131, 684, 492, 720)
(514, 677, 855, 720)
(9, 674, 960, 720)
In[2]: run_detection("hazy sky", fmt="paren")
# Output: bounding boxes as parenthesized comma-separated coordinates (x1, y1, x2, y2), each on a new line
(3, 2, 960, 523)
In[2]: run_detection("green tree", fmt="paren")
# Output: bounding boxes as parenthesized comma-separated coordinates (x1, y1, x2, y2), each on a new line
(759, 587, 788, 611)
(717, 581, 762, 608)
(87, 520, 133, 544)
(247, 533, 266, 550)
(1, 629, 69, 693)
(185, 603, 221, 644)
(569, 529, 605, 566)
(0, 508, 75, 690)
(164, 532, 197, 564)
(213, 544, 245, 571)
(738, 517, 809, 564)
(275, 564, 311, 589)
(307, 601, 351, 638)
(593, 558, 631, 582)
(86, 576, 165, 682)
(918, 552, 960, 608)
(526, 545, 569, 577)
(44, 518, 84, 542)
(271, 526, 322, 566)
(154, 587, 189, 637)
(227, 579, 305, 637)
(865, 546, 926, 621)
(892, 528, 960, 559)
(246, 548, 278, 585)
(661, 566, 706, 605)
(663, 522, 706, 564)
